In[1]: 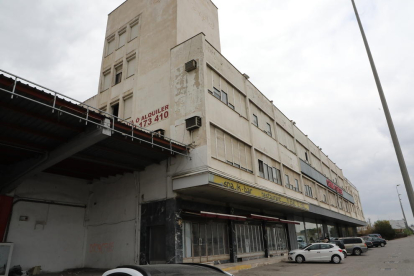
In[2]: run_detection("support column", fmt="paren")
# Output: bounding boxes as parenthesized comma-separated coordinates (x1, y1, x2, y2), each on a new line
(286, 215, 298, 250)
(262, 221, 269, 258)
(228, 220, 237, 263)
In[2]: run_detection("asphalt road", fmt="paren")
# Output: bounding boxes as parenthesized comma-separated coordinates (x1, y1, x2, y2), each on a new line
(237, 236, 414, 276)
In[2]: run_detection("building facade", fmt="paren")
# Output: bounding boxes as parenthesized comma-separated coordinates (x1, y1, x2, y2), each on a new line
(3, 0, 366, 272)
(84, 0, 365, 265)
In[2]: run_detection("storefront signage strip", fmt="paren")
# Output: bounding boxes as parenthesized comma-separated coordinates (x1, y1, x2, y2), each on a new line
(210, 175, 310, 211)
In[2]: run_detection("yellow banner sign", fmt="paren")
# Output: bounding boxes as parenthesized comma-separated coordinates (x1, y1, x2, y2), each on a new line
(210, 175, 309, 211)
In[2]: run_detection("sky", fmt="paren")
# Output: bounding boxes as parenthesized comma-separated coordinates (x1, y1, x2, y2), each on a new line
(1, 0, 413, 226)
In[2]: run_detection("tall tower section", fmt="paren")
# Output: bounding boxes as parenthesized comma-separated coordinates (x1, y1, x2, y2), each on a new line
(89, 0, 220, 138)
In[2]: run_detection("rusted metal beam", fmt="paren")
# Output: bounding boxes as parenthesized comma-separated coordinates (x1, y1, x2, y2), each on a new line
(0, 102, 83, 133)
(0, 121, 67, 142)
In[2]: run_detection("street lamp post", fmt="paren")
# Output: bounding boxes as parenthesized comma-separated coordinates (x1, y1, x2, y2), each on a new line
(396, 185, 409, 230)
(351, 0, 414, 217)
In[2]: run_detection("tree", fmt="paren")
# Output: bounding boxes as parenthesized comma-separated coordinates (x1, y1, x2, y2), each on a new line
(374, 220, 395, 240)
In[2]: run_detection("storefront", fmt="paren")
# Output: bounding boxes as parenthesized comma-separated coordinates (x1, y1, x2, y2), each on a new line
(180, 211, 292, 263)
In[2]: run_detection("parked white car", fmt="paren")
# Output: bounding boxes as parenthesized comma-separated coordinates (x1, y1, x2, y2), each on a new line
(288, 243, 345, 264)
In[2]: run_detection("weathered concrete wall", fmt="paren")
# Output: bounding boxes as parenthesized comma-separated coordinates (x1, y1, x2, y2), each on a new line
(84, 173, 138, 268)
(7, 174, 89, 272)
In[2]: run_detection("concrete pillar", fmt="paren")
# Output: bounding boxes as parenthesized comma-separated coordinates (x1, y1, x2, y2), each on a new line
(262, 221, 269, 258)
(166, 198, 182, 263)
(286, 215, 298, 250)
(228, 220, 237, 263)
(323, 223, 329, 239)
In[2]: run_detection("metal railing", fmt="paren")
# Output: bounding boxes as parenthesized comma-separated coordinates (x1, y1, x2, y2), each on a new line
(0, 69, 190, 157)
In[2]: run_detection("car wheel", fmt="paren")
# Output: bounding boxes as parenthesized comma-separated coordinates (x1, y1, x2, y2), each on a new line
(380, 242, 385, 247)
(332, 255, 341, 264)
(295, 255, 305, 263)
(353, 248, 362, 256)
(375, 245, 378, 247)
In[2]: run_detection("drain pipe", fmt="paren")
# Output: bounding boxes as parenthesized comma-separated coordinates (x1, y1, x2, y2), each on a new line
(3, 197, 86, 242)
(134, 171, 141, 264)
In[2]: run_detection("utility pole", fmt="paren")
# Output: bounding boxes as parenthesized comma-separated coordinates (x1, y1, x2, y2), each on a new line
(350, 0, 414, 217)
(396, 185, 410, 230)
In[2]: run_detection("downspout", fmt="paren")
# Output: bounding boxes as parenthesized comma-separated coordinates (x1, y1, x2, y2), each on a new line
(134, 171, 141, 264)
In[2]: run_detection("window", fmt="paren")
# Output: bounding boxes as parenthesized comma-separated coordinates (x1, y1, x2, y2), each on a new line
(266, 123, 272, 136)
(221, 91, 228, 105)
(285, 174, 290, 186)
(114, 64, 123, 85)
(228, 103, 235, 110)
(253, 114, 258, 127)
(263, 163, 269, 180)
(213, 87, 221, 99)
(118, 30, 126, 48)
(123, 96, 133, 119)
(267, 166, 273, 182)
(272, 167, 281, 184)
(111, 103, 119, 117)
(102, 70, 111, 91)
(295, 179, 300, 191)
(305, 152, 309, 162)
(305, 185, 313, 198)
(130, 21, 139, 40)
(106, 37, 115, 56)
(258, 160, 264, 178)
(127, 56, 136, 78)
(211, 125, 253, 172)
(323, 194, 327, 202)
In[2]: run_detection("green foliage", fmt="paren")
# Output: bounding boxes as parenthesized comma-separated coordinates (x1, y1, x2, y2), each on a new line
(374, 220, 396, 240)
(403, 228, 413, 236)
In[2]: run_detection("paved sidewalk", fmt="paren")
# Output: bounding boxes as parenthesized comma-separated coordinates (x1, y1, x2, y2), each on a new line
(216, 256, 287, 274)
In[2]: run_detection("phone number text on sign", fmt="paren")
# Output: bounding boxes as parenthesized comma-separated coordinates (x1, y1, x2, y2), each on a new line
(133, 104, 169, 128)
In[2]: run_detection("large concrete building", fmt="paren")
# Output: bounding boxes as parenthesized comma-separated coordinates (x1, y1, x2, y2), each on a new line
(1, 0, 365, 272)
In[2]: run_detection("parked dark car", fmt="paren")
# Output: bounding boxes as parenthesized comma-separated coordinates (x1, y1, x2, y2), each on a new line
(361, 237, 374, 248)
(362, 236, 387, 247)
(368, 233, 382, 239)
(102, 264, 233, 276)
(329, 240, 348, 257)
(371, 237, 387, 247)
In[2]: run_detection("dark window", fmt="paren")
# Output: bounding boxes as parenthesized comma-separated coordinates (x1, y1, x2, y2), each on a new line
(274, 168, 281, 184)
(258, 160, 264, 178)
(213, 87, 221, 99)
(114, 64, 123, 85)
(285, 174, 290, 185)
(308, 244, 320, 250)
(266, 123, 272, 136)
(221, 91, 228, 105)
(253, 114, 258, 127)
(320, 244, 330, 249)
(305, 152, 309, 161)
(115, 71, 122, 84)
(111, 103, 119, 117)
(268, 166, 273, 181)
(295, 179, 299, 191)
(263, 163, 269, 180)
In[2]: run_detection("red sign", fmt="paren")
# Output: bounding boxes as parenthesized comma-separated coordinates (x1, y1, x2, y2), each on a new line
(131, 104, 169, 128)
(326, 179, 343, 195)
